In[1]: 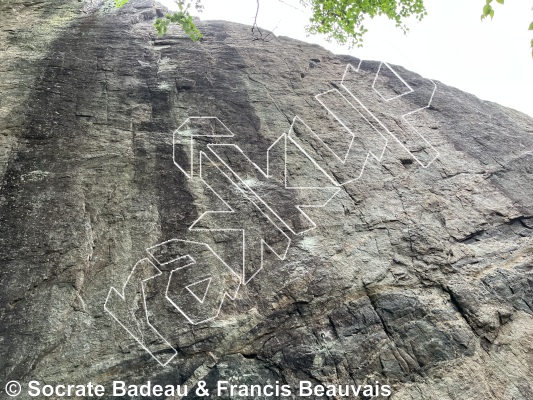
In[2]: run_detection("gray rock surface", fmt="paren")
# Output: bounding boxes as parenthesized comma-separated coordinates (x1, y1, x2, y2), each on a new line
(0, 0, 532, 399)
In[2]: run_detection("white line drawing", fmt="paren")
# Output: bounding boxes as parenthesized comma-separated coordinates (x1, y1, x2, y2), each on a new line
(173, 117, 235, 179)
(174, 117, 341, 235)
(187, 151, 291, 285)
(160, 239, 241, 325)
(105, 61, 440, 365)
(186, 277, 212, 304)
(341, 62, 439, 168)
(288, 86, 389, 186)
(287, 116, 383, 187)
(372, 62, 414, 102)
(205, 137, 341, 235)
(104, 258, 178, 367)
(315, 89, 388, 165)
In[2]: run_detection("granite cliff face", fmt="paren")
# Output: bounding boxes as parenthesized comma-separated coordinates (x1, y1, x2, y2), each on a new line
(1, 1, 533, 399)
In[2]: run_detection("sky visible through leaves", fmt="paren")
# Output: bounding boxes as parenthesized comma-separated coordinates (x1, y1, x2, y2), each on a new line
(158, 0, 533, 117)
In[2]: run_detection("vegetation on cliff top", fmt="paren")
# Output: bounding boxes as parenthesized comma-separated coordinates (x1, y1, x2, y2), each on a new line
(116, 0, 533, 58)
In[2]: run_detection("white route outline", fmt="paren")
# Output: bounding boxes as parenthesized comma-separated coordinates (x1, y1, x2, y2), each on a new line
(173, 116, 234, 179)
(314, 88, 388, 165)
(372, 62, 414, 102)
(105, 61, 441, 365)
(287, 116, 383, 187)
(341, 62, 440, 168)
(159, 239, 242, 325)
(190, 151, 292, 284)
(186, 277, 212, 304)
(104, 258, 178, 367)
(205, 139, 341, 236)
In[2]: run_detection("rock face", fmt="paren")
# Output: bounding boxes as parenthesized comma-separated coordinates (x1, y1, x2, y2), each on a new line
(1, 0, 532, 399)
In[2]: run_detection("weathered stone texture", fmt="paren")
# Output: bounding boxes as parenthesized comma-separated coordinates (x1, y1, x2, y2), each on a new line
(0, 1, 532, 399)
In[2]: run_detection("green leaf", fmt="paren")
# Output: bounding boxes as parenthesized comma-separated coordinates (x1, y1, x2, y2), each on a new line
(114, 0, 129, 8)
(529, 21, 533, 31)
(154, 18, 170, 36)
(151, 2, 203, 41)
(495, 0, 504, 4)
(303, 0, 426, 48)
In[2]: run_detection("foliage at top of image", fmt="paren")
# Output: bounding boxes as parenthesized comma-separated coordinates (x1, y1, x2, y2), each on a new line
(115, 0, 203, 40)
(115, 0, 533, 58)
(301, 0, 427, 48)
(480, 0, 533, 58)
